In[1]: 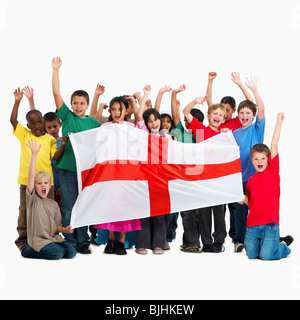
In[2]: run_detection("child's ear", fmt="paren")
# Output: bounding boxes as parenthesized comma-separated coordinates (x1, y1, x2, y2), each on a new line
(125, 108, 130, 115)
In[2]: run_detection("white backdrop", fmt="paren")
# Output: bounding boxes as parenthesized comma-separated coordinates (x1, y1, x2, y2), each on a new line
(1, 0, 300, 300)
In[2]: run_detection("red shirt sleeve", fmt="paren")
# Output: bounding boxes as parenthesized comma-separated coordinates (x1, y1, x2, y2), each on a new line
(187, 117, 205, 142)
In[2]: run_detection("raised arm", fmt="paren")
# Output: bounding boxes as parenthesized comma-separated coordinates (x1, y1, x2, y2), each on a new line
(137, 85, 151, 121)
(245, 76, 265, 122)
(270, 112, 285, 159)
(183, 96, 207, 124)
(23, 86, 36, 110)
(231, 72, 253, 102)
(171, 84, 186, 127)
(26, 139, 42, 195)
(90, 83, 105, 119)
(206, 72, 217, 107)
(10, 88, 23, 130)
(52, 57, 64, 110)
(154, 85, 172, 112)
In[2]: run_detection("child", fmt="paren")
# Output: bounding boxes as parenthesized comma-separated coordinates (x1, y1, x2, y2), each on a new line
(43, 112, 66, 206)
(240, 113, 293, 260)
(10, 88, 64, 251)
(93, 94, 145, 255)
(21, 139, 76, 260)
(51, 57, 100, 254)
(135, 86, 172, 255)
(232, 76, 265, 252)
(183, 98, 227, 252)
(171, 85, 204, 252)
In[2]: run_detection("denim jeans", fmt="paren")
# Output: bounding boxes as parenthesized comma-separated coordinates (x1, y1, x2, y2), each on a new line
(59, 169, 90, 247)
(21, 241, 76, 260)
(233, 181, 248, 244)
(244, 223, 291, 260)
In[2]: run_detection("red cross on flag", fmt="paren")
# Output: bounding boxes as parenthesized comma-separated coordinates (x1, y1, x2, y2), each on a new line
(69, 124, 243, 229)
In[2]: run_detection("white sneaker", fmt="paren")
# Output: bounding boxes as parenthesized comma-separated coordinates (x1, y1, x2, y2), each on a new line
(234, 243, 244, 252)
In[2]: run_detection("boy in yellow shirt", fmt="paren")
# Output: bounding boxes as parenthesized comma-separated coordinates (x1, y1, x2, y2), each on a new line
(10, 88, 66, 251)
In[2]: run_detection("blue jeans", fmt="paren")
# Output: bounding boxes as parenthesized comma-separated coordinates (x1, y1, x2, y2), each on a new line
(233, 181, 248, 244)
(59, 169, 90, 247)
(21, 241, 76, 260)
(244, 223, 291, 260)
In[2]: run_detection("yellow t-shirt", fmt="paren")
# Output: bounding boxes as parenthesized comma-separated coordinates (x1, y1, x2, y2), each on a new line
(13, 122, 58, 185)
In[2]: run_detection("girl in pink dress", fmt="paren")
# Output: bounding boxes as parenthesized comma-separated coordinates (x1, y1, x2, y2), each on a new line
(94, 89, 151, 255)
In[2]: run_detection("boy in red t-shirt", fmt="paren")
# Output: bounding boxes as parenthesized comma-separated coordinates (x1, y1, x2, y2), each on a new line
(183, 98, 227, 252)
(240, 113, 293, 260)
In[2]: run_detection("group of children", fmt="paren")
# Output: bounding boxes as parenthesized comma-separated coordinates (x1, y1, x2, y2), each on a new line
(10, 58, 293, 261)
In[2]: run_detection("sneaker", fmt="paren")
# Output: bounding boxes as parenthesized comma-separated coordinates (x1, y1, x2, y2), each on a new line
(211, 243, 225, 253)
(76, 245, 91, 254)
(280, 235, 294, 247)
(115, 242, 127, 255)
(153, 247, 164, 254)
(234, 243, 244, 252)
(104, 240, 116, 254)
(136, 248, 148, 255)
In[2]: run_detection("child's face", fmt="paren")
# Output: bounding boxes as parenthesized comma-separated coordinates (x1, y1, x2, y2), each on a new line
(35, 178, 51, 199)
(162, 116, 172, 132)
(222, 103, 235, 121)
(44, 120, 61, 140)
(251, 152, 268, 173)
(27, 114, 44, 137)
(71, 96, 89, 117)
(238, 107, 255, 128)
(207, 108, 225, 129)
(147, 114, 161, 134)
(109, 102, 126, 123)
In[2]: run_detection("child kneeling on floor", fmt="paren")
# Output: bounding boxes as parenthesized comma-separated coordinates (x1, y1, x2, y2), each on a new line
(240, 113, 293, 260)
(21, 139, 76, 260)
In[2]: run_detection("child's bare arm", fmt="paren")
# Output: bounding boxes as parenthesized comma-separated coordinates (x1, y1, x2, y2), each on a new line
(26, 139, 42, 195)
(231, 72, 253, 102)
(90, 84, 105, 118)
(95, 102, 108, 124)
(57, 225, 73, 234)
(52, 136, 69, 161)
(52, 57, 64, 110)
(125, 95, 138, 122)
(245, 76, 265, 122)
(154, 85, 172, 112)
(206, 72, 217, 107)
(10, 88, 23, 130)
(137, 85, 151, 121)
(133, 92, 142, 106)
(171, 85, 186, 127)
(23, 86, 36, 110)
(183, 96, 207, 124)
(271, 112, 285, 159)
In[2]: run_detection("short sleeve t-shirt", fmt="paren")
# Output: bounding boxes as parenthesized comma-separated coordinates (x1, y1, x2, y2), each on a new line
(188, 117, 220, 142)
(219, 116, 242, 132)
(246, 154, 280, 228)
(56, 103, 100, 172)
(233, 116, 265, 182)
(26, 188, 65, 252)
(171, 121, 196, 144)
(13, 122, 57, 185)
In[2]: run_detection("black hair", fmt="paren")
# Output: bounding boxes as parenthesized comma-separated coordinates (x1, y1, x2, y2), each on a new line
(143, 109, 165, 137)
(220, 96, 236, 110)
(26, 110, 43, 122)
(191, 109, 204, 123)
(43, 112, 61, 124)
(161, 113, 174, 132)
(108, 96, 129, 122)
(71, 90, 90, 104)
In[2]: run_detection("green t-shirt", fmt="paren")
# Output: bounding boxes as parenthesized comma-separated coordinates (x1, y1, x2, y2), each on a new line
(171, 121, 196, 144)
(56, 103, 100, 172)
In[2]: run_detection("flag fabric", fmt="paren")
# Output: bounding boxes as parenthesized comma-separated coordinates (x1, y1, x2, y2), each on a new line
(69, 124, 243, 229)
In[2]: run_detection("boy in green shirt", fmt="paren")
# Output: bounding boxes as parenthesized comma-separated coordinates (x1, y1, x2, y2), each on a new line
(52, 57, 100, 254)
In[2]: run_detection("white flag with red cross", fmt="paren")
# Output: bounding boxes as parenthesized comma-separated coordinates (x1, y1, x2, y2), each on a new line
(69, 124, 243, 229)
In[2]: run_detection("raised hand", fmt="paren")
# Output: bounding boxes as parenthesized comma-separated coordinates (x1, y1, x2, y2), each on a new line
(14, 87, 23, 102)
(208, 72, 217, 80)
(159, 85, 172, 94)
(245, 76, 259, 91)
(194, 96, 207, 105)
(26, 139, 41, 155)
(95, 83, 105, 96)
(173, 84, 186, 93)
(23, 86, 34, 100)
(143, 85, 151, 97)
(52, 57, 62, 70)
(231, 72, 243, 86)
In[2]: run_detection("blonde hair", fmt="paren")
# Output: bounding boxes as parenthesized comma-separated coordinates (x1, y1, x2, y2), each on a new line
(208, 103, 227, 119)
(35, 171, 52, 184)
